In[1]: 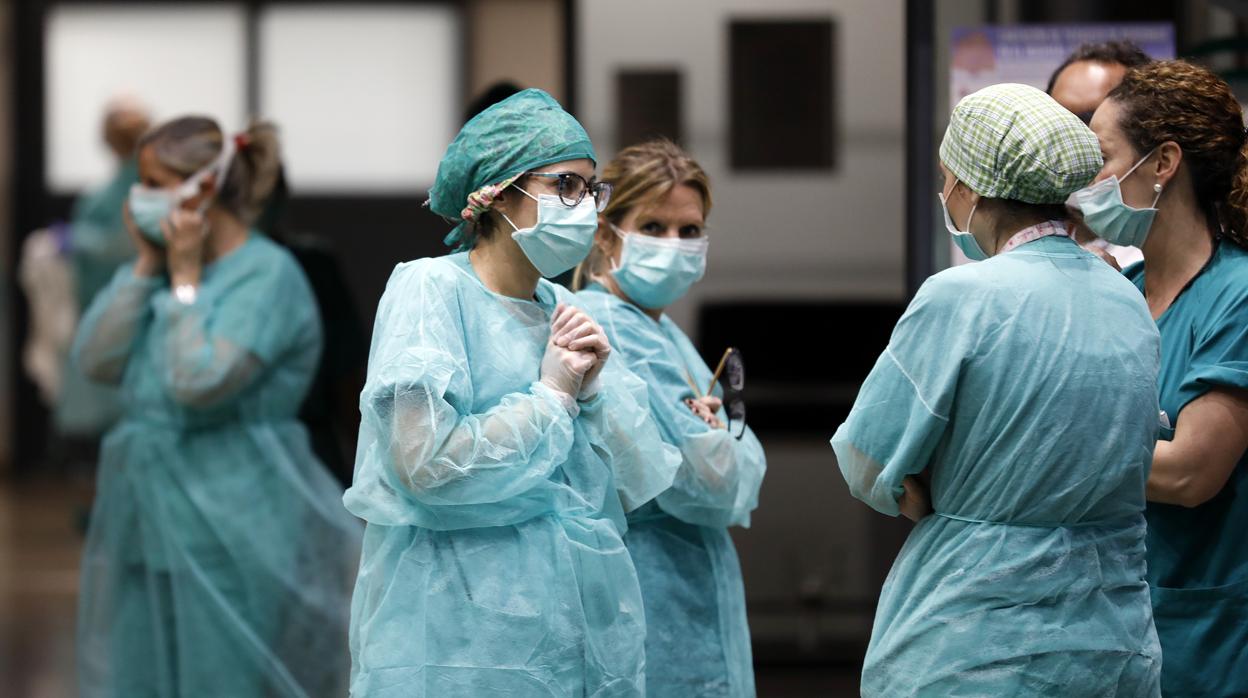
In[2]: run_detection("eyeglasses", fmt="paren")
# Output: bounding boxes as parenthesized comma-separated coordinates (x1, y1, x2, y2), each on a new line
(686, 347, 747, 440)
(524, 171, 613, 211)
(711, 348, 747, 440)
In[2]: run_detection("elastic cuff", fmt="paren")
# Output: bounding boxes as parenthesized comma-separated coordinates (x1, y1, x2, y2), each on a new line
(578, 375, 602, 404)
(532, 381, 580, 419)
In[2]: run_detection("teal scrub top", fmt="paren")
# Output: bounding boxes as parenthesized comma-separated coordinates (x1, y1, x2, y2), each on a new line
(342, 252, 680, 697)
(575, 284, 766, 698)
(1125, 240, 1248, 697)
(73, 234, 361, 697)
(832, 235, 1163, 696)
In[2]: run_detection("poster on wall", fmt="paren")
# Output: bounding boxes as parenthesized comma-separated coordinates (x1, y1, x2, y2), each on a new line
(945, 23, 1175, 266)
(950, 23, 1175, 102)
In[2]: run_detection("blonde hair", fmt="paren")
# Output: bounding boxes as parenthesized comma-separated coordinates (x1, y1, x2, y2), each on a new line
(138, 116, 283, 225)
(572, 139, 712, 290)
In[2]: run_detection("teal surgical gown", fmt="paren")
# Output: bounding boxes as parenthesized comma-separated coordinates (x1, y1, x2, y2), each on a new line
(74, 234, 361, 697)
(57, 160, 139, 436)
(1125, 240, 1248, 697)
(342, 252, 681, 697)
(574, 284, 766, 698)
(832, 235, 1163, 696)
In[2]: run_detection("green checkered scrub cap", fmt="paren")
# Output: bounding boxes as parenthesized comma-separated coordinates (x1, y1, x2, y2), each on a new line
(427, 88, 596, 251)
(940, 83, 1103, 205)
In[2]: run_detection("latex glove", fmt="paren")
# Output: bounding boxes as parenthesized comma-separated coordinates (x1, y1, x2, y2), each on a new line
(550, 304, 611, 400)
(540, 336, 594, 404)
(685, 395, 725, 430)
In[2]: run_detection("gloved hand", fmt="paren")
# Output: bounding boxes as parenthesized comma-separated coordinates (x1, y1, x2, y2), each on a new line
(550, 304, 611, 400)
(540, 335, 595, 402)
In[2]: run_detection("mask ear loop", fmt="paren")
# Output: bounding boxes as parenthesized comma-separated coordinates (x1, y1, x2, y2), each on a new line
(606, 222, 632, 274)
(498, 182, 542, 233)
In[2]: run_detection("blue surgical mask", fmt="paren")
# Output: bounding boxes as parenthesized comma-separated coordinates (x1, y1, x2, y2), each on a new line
(128, 186, 178, 244)
(1066, 149, 1162, 248)
(501, 186, 599, 277)
(126, 141, 236, 246)
(938, 183, 987, 261)
(609, 223, 709, 309)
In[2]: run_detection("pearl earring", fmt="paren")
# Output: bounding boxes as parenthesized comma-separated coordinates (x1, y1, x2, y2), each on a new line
(1153, 183, 1163, 193)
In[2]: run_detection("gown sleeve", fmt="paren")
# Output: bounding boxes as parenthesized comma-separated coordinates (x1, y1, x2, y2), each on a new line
(72, 265, 162, 386)
(352, 261, 578, 513)
(152, 251, 318, 409)
(1175, 281, 1248, 414)
(610, 310, 766, 528)
(831, 274, 975, 516)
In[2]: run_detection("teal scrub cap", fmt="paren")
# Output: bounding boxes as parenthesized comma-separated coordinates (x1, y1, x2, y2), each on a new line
(428, 88, 596, 250)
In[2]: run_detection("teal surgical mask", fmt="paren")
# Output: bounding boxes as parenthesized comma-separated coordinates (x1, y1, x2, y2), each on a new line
(609, 223, 708, 309)
(501, 186, 599, 277)
(938, 182, 987, 261)
(1066, 148, 1162, 248)
(126, 141, 235, 246)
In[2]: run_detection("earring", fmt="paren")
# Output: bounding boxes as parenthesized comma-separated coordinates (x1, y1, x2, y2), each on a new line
(1153, 183, 1163, 194)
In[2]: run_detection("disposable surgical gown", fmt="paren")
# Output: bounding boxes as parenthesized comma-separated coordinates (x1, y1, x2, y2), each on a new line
(342, 252, 681, 697)
(74, 234, 361, 697)
(1125, 241, 1248, 697)
(832, 235, 1163, 696)
(574, 284, 765, 698)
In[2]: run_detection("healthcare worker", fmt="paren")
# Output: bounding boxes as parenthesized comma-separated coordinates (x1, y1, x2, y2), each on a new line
(570, 139, 765, 697)
(57, 97, 150, 443)
(1073, 60, 1248, 696)
(831, 84, 1162, 695)
(343, 89, 681, 697)
(74, 116, 360, 697)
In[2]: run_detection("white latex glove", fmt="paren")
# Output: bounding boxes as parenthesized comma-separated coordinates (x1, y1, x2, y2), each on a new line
(540, 336, 594, 405)
(550, 303, 611, 400)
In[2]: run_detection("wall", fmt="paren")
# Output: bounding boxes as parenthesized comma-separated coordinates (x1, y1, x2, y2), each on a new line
(468, 0, 565, 103)
(577, 0, 907, 334)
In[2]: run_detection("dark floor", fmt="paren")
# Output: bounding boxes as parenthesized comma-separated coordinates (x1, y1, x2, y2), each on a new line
(0, 477, 860, 697)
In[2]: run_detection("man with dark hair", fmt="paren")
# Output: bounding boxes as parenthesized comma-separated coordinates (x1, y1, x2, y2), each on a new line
(1047, 40, 1151, 124)
(1048, 40, 1153, 269)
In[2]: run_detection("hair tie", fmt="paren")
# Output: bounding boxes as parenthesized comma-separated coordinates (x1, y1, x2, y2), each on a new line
(234, 132, 251, 151)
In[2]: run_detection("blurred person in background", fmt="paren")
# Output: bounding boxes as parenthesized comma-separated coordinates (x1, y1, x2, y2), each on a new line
(572, 139, 766, 698)
(1047, 40, 1153, 269)
(832, 84, 1162, 695)
(22, 96, 149, 474)
(73, 115, 360, 697)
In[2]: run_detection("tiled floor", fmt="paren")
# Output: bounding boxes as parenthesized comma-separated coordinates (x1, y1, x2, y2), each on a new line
(0, 476, 859, 698)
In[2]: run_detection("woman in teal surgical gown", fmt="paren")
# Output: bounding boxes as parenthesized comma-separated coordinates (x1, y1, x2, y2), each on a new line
(343, 89, 681, 697)
(74, 117, 360, 697)
(1079, 60, 1248, 697)
(832, 84, 1163, 695)
(572, 139, 765, 698)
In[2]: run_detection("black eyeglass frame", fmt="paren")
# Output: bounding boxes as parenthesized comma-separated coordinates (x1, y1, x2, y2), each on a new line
(524, 171, 613, 211)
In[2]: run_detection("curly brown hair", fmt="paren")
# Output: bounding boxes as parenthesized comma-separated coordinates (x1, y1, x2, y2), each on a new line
(1107, 60, 1248, 247)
